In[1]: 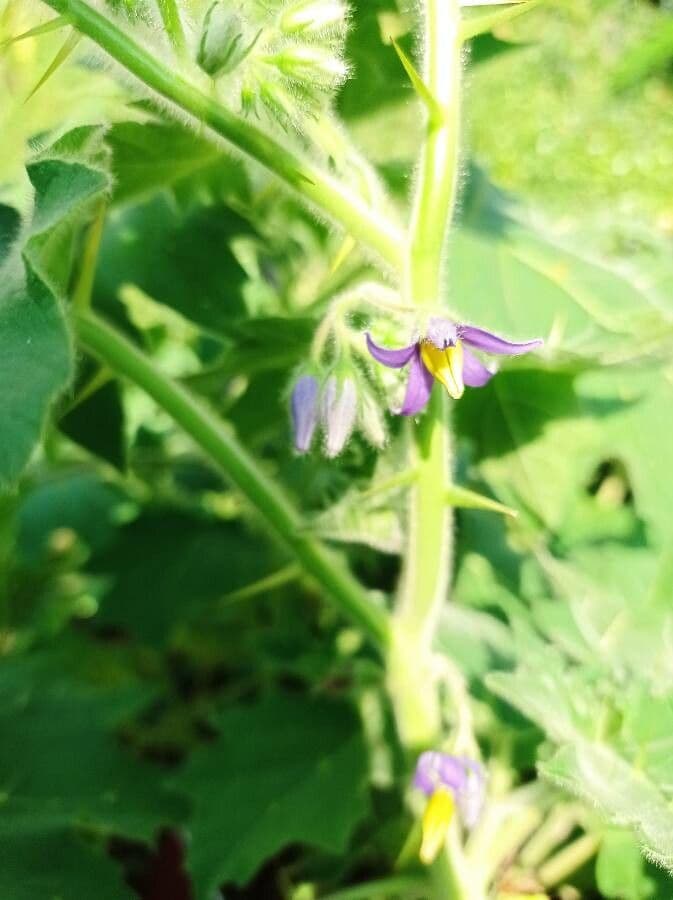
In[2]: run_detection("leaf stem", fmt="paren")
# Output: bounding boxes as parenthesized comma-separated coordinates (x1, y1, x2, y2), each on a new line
(40, 0, 404, 269)
(74, 310, 391, 652)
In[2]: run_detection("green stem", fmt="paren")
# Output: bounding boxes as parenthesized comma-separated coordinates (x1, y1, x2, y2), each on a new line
(40, 0, 403, 269)
(391, 0, 462, 748)
(72, 198, 106, 312)
(407, 0, 462, 306)
(391, 2, 467, 896)
(74, 310, 390, 652)
(429, 847, 464, 900)
(537, 833, 600, 889)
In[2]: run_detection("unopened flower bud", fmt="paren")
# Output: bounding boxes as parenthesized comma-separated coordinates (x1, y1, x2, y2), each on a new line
(279, 0, 348, 34)
(197, 3, 258, 77)
(269, 46, 348, 85)
(321, 374, 357, 458)
(290, 374, 320, 453)
(359, 391, 386, 449)
(259, 79, 300, 129)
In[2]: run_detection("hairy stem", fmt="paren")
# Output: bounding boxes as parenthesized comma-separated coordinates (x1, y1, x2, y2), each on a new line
(75, 310, 390, 651)
(391, 0, 462, 748)
(40, 0, 404, 268)
(391, 1, 469, 896)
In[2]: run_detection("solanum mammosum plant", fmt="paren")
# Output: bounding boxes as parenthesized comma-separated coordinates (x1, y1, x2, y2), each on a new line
(2, 0, 673, 897)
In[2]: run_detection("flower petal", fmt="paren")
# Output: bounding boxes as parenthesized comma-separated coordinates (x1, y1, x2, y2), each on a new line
(322, 375, 357, 458)
(414, 751, 467, 795)
(290, 374, 319, 452)
(420, 341, 465, 399)
(366, 333, 417, 368)
(459, 325, 543, 356)
(400, 346, 434, 415)
(462, 347, 494, 388)
(420, 789, 455, 865)
(455, 761, 486, 829)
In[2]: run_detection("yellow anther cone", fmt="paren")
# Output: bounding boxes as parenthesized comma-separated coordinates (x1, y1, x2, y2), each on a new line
(420, 788, 455, 865)
(420, 341, 465, 399)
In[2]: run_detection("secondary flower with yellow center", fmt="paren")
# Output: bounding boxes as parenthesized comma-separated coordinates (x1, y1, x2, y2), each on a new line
(366, 317, 542, 415)
(413, 751, 486, 864)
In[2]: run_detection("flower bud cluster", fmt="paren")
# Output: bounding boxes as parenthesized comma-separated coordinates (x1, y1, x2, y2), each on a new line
(195, 0, 350, 129)
(290, 363, 386, 458)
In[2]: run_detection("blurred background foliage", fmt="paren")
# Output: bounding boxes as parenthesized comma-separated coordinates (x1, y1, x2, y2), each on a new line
(1, 0, 673, 898)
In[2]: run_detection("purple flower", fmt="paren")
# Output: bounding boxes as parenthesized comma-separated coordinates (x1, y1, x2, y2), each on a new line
(366, 317, 542, 415)
(413, 752, 486, 864)
(290, 374, 320, 452)
(321, 375, 357, 458)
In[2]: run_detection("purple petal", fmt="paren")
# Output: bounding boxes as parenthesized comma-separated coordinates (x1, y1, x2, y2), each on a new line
(462, 347, 494, 388)
(291, 374, 319, 452)
(455, 759, 486, 828)
(413, 751, 470, 797)
(321, 376, 357, 458)
(459, 325, 543, 356)
(366, 333, 417, 368)
(400, 346, 433, 416)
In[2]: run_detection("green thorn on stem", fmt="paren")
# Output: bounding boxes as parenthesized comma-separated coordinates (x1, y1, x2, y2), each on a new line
(0, 15, 67, 50)
(391, 38, 444, 126)
(25, 28, 80, 101)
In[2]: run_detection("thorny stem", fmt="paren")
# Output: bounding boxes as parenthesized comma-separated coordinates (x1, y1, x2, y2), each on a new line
(75, 311, 391, 652)
(391, 0, 462, 748)
(389, 1, 469, 897)
(40, 0, 404, 269)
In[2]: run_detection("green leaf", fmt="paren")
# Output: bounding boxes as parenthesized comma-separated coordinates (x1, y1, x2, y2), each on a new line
(95, 194, 251, 334)
(338, 1, 412, 120)
(0, 802, 133, 900)
(0, 204, 20, 266)
(0, 654, 187, 842)
(596, 829, 655, 900)
(0, 263, 71, 486)
(90, 510, 284, 643)
(455, 369, 592, 530)
(174, 693, 369, 895)
(60, 375, 126, 470)
(612, 22, 673, 92)
(106, 120, 248, 207)
(541, 741, 673, 875)
(452, 170, 673, 361)
(16, 470, 129, 566)
(0, 129, 111, 487)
